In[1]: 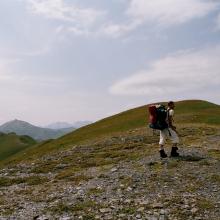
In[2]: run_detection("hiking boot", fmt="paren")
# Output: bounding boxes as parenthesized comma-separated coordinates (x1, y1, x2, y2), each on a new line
(170, 147, 179, 157)
(159, 149, 168, 158)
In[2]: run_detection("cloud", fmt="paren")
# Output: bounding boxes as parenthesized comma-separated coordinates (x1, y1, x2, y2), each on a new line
(99, 20, 142, 38)
(99, 0, 219, 38)
(26, 0, 105, 26)
(23, 0, 219, 38)
(109, 45, 220, 101)
(127, 0, 218, 28)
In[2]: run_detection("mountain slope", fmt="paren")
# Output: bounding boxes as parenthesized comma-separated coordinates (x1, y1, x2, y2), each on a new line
(0, 120, 75, 141)
(0, 101, 219, 219)
(0, 132, 36, 161)
(2, 100, 219, 165)
(0, 100, 220, 219)
(58, 100, 220, 146)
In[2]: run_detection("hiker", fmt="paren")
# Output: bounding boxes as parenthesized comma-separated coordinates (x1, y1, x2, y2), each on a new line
(159, 101, 179, 158)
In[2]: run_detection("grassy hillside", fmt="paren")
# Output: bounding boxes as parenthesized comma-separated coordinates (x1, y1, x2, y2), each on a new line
(0, 100, 220, 219)
(1, 100, 220, 165)
(37, 100, 220, 147)
(0, 133, 37, 161)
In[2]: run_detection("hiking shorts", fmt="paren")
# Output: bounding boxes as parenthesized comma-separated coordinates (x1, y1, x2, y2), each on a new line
(159, 128, 179, 145)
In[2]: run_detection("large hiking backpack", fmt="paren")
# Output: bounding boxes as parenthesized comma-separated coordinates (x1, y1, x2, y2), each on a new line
(148, 105, 168, 130)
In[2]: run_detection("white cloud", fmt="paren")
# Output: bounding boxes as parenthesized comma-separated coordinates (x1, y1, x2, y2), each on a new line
(99, 20, 141, 38)
(109, 45, 220, 102)
(27, 0, 105, 26)
(127, 0, 218, 28)
(99, 0, 219, 38)
(23, 0, 219, 38)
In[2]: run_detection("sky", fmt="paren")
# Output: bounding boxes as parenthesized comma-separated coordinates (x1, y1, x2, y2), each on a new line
(0, 0, 220, 126)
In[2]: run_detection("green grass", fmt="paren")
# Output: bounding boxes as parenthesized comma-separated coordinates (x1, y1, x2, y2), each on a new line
(208, 149, 220, 159)
(197, 198, 215, 210)
(0, 133, 36, 161)
(0, 176, 48, 187)
(1, 100, 219, 166)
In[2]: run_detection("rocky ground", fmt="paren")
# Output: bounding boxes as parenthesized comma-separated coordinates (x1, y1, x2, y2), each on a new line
(0, 125, 220, 220)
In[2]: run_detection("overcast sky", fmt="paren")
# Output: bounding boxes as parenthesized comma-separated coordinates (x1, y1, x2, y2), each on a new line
(0, 0, 220, 126)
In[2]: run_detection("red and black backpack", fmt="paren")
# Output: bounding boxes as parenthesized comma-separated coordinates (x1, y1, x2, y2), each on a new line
(148, 105, 168, 130)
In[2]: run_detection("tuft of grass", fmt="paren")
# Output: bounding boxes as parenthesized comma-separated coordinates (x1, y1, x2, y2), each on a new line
(208, 149, 220, 159)
(0, 177, 25, 187)
(210, 174, 220, 183)
(167, 160, 180, 169)
(87, 187, 104, 196)
(119, 175, 133, 187)
(0, 176, 49, 187)
(119, 206, 136, 215)
(197, 198, 215, 210)
(31, 161, 60, 174)
(25, 176, 49, 186)
(199, 159, 211, 166)
(1, 207, 15, 216)
(149, 161, 163, 172)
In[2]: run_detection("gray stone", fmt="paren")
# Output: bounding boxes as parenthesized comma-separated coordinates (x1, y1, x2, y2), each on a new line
(111, 168, 118, 172)
(99, 208, 112, 213)
(137, 207, 145, 212)
(152, 203, 163, 209)
(191, 208, 198, 213)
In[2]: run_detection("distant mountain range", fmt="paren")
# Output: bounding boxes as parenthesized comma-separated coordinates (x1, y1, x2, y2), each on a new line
(0, 120, 76, 141)
(45, 121, 92, 129)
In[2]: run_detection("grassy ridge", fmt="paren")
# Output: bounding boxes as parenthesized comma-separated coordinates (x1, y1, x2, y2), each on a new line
(50, 99, 220, 146)
(0, 133, 37, 161)
(1, 100, 220, 165)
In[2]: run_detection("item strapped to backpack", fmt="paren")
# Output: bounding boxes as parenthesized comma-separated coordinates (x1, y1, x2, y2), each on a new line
(148, 104, 168, 130)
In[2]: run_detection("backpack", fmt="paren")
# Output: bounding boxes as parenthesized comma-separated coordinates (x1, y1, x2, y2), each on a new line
(148, 105, 168, 130)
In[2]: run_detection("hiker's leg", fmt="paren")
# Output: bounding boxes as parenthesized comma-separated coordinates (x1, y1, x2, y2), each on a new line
(169, 129, 180, 157)
(159, 130, 168, 158)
